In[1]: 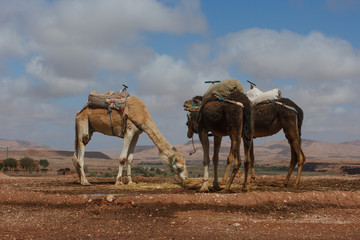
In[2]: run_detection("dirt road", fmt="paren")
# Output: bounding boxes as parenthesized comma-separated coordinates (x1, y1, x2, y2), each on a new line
(1, 173, 360, 239)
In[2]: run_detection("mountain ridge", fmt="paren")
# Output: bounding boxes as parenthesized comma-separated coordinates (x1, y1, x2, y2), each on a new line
(1, 138, 359, 165)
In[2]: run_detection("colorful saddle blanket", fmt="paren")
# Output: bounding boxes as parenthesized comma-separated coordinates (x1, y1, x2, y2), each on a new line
(88, 90, 130, 111)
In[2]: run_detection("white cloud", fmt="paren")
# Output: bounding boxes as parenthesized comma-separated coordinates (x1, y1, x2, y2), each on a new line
(217, 28, 360, 81)
(0, 26, 28, 58)
(1, 1, 360, 149)
(25, 56, 93, 97)
(1, 0, 207, 97)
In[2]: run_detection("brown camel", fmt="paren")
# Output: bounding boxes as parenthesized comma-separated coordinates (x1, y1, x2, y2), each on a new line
(185, 96, 305, 187)
(187, 91, 253, 192)
(72, 96, 188, 186)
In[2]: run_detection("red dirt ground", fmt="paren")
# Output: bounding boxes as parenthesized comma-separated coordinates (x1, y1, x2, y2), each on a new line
(1, 173, 360, 239)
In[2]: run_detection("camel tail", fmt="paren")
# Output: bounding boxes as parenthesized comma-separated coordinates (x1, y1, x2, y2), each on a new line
(280, 98, 304, 145)
(242, 102, 253, 149)
(74, 117, 79, 151)
(296, 105, 304, 144)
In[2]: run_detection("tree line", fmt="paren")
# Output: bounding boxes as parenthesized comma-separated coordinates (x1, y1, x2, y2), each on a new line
(0, 157, 49, 172)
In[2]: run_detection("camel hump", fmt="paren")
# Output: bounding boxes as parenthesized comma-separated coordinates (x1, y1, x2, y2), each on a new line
(124, 96, 152, 124)
(202, 78, 244, 104)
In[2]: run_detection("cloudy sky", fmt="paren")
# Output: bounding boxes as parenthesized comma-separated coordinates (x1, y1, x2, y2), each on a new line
(1, 0, 360, 151)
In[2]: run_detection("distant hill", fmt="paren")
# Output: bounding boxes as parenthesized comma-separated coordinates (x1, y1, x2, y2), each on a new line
(341, 140, 360, 146)
(1, 138, 359, 167)
(0, 149, 111, 160)
(0, 138, 52, 150)
(0, 138, 111, 160)
(128, 138, 360, 165)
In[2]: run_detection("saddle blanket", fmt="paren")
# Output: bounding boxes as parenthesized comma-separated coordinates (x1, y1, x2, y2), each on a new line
(246, 87, 281, 105)
(88, 90, 130, 111)
(202, 78, 244, 104)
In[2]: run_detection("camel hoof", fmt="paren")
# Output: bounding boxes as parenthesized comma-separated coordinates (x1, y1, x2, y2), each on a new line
(198, 186, 210, 193)
(250, 177, 257, 183)
(127, 181, 135, 185)
(280, 183, 287, 188)
(213, 184, 222, 191)
(219, 188, 232, 193)
(115, 181, 124, 186)
(81, 181, 91, 186)
(242, 186, 249, 192)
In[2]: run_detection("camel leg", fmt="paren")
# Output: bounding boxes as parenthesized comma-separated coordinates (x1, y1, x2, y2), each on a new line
(115, 125, 138, 186)
(282, 121, 305, 187)
(249, 142, 256, 183)
(220, 141, 235, 185)
(283, 145, 297, 187)
(223, 135, 241, 192)
(293, 147, 305, 187)
(199, 130, 210, 192)
(212, 136, 222, 191)
(72, 119, 91, 186)
(125, 133, 140, 185)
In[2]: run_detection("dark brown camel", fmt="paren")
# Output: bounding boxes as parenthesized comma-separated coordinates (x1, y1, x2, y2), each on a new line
(185, 96, 305, 188)
(186, 91, 254, 192)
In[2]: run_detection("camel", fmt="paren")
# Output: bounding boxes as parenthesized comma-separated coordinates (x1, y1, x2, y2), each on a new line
(184, 96, 305, 188)
(72, 95, 188, 186)
(186, 91, 254, 192)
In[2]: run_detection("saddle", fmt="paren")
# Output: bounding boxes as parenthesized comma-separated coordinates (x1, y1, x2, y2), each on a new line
(88, 90, 130, 112)
(202, 78, 244, 105)
(246, 87, 282, 105)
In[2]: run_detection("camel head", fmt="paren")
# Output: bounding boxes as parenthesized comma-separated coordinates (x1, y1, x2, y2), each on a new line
(183, 96, 202, 112)
(161, 148, 188, 183)
(186, 112, 199, 138)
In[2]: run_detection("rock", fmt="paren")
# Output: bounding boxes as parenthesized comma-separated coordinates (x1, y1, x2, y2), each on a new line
(106, 195, 115, 203)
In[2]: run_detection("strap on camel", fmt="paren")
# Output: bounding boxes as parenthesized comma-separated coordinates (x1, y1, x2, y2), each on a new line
(218, 97, 244, 108)
(267, 99, 298, 114)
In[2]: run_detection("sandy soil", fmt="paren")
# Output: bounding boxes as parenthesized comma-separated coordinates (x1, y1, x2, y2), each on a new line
(1, 173, 360, 239)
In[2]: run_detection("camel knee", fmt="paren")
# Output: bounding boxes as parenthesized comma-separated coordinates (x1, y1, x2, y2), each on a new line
(243, 160, 250, 169)
(233, 163, 241, 171)
(120, 157, 127, 165)
(202, 160, 210, 166)
(81, 134, 90, 145)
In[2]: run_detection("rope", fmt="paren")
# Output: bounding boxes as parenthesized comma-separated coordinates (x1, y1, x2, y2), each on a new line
(191, 99, 201, 112)
(189, 136, 196, 156)
(107, 109, 115, 135)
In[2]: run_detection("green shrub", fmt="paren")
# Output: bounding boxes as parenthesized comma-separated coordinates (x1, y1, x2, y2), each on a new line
(39, 159, 49, 169)
(104, 172, 112, 178)
(20, 157, 36, 171)
(3, 158, 17, 170)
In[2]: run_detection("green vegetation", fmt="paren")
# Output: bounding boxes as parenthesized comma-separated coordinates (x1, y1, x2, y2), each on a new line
(1, 157, 50, 173)
(20, 157, 36, 171)
(39, 159, 49, 169)
(84, 165, 169, 178)
(3, 158, 17, 170)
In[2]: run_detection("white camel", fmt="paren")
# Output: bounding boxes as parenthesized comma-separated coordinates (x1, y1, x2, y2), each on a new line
(72, 95, 188, 185)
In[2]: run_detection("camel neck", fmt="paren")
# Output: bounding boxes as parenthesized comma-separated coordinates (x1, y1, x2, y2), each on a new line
(142, 120, 173, 156)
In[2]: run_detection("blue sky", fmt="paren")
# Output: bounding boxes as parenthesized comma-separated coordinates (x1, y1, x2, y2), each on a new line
(1, 0, 360, 151)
